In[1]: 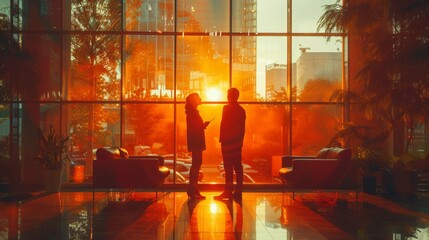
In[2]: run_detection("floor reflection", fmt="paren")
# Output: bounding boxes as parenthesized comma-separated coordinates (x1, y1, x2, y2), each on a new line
(1, 190, 429, 239)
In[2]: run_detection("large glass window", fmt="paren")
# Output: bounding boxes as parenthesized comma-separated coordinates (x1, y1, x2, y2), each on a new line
(3, 0, 349, 186)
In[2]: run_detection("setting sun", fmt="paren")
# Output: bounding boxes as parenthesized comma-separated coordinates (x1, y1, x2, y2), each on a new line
(205, 87, 223, 101)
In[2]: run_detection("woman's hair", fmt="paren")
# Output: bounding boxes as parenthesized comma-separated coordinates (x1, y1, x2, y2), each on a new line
(185, 93, 200, 113)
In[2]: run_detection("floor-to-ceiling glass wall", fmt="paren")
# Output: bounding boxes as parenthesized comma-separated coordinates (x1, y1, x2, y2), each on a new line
(0, 0, 348, 187)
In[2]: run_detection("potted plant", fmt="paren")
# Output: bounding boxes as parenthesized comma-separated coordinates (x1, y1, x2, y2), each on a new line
(0, 135, 10, 189)
(357, 147, 391, 194)
(390, 154, 421, 198)
(34, 125, 71, 193)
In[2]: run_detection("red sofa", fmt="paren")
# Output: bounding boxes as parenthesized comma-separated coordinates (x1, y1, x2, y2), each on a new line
(278, 147, 358, 198)
(93, 147, 170, 195)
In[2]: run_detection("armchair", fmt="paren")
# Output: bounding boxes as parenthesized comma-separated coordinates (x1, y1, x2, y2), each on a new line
(93, 147, 170, 198)
(279, 147, 358, 198)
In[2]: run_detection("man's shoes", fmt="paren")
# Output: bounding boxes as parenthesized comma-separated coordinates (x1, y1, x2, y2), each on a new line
(187, 190, 206, 200)
(195, 191, 206, 200)
(213, 191, 233, 200)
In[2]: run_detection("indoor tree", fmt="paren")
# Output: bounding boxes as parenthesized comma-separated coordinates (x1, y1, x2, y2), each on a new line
(318, 0, 429, 155)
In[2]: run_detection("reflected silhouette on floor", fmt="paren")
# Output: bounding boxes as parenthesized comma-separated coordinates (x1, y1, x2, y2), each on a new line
(92, 194, 168, 240)
(1, 191, 429, 239)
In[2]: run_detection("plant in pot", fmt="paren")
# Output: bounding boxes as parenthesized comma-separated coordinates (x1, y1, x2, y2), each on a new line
(34, 125, 71, 193)
(390, 154, 421, 198)
(0, 135, 10, 183)
(357, 147, 391, 194)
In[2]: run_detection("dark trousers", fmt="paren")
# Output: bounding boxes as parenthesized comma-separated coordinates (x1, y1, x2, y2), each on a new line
(189, 150, 202, 193)
(221, 144, 243, 192)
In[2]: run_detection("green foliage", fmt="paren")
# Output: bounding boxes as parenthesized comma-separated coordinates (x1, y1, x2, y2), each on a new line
(318, 0, 429, 154)
(329, 122, 372, 148)
(357, 147, 391, 175)
(35, 125, 71, 170)
(0, 135, 9, 158)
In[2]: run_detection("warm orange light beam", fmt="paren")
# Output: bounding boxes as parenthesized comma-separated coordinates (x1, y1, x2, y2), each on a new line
(205, 87, 222, 101)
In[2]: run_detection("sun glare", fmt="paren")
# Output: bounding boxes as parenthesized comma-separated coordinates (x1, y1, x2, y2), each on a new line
(205, 87, 223, 101)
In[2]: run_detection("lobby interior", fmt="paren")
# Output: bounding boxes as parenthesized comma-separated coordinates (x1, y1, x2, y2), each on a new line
(1, 0, 429, 239)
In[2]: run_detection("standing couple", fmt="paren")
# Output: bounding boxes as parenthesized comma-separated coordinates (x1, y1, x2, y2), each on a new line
(185, 88, 246, 201)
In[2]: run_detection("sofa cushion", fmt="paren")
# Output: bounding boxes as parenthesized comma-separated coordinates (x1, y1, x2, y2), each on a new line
(316, 148, 331, 158)
(316, 147, 351, 160)
(326, 147, 351, 160)
(96, 147, 129, 161)
(118, 148, 129, 158)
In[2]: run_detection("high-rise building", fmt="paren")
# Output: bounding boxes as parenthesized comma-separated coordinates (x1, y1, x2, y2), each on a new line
(265, 63, 287, 100)
(295, 52, 342, 92)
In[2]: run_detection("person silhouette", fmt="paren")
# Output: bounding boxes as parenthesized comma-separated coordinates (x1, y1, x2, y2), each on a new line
(185, 93, 210, 200)
(214, 88, 246, 201)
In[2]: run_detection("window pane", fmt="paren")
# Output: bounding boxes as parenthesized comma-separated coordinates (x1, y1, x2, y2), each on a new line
(122, 103, 174, 156)
(292, 104, 341, 155)
(66, 103, 120, 181)
(68, 34, 121, 101)
(40, 104, 61, 130)
(292, 37, 343, 102)
(177, 0, 229, 33)
(292, 0, 338, 33)
(256, 37, 288, 101)
(244, 104, 288, 183)
(176, 36, 229, 101)
(21, 0, 61, 31)
(124, 35, 174, 101)
(71, 0, 122, 31)
(233, 0, 287, 33)
(21, 34, 61, 101)
(0, 1, 10, 17)
(125, 0, 174, 32)
(232, 36, 257, 101)
(0, 104, 10, 184)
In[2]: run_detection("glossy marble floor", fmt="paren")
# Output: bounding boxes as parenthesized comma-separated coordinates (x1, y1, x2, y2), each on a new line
(1, 190, 429, 240)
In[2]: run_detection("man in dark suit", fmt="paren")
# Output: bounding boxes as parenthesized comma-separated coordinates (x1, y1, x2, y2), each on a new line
(214, 88, 246, 201)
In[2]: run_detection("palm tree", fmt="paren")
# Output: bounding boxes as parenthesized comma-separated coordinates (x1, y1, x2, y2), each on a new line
(318, 0, 429, 154)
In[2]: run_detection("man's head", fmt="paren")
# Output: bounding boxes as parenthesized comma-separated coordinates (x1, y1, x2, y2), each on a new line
(227, 88, 239, 103)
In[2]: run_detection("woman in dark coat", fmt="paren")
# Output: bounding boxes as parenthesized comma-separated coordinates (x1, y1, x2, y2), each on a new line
(185, 93, 210, 200)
